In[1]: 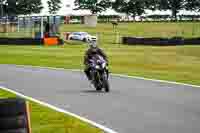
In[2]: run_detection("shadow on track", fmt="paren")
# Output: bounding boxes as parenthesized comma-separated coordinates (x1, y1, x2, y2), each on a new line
(81, 90, 108, 93)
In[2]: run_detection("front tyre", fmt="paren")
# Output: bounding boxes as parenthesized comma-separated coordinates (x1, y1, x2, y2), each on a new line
(94, 80, 102, 91)
(96, 86, 102, 91)
(104, 79, 110, 92)
(93, 72, 102, 91)
(102, 73, 110, 92)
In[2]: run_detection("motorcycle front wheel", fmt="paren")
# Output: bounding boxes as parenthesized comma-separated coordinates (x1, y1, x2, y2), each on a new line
(93, 72, 102, 91)
(102, 73, 110, 92)
(104, 79, 110, 92)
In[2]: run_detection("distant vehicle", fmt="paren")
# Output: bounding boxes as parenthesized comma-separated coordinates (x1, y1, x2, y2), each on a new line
(69, 19, 80, 24)
(68, 32, 97, 42)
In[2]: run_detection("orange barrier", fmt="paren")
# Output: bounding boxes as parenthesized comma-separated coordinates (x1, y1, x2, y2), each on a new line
(44, 37, 59, 46)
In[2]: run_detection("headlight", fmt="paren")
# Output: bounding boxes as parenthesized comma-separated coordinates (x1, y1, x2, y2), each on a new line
(102, 63, 106, 68)
(95, 65, 100, 69)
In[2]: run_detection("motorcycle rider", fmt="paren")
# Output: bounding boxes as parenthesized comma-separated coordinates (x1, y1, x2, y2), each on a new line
(84, 40, 108, 82)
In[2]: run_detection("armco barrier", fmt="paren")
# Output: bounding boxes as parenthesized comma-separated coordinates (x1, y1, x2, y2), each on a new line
(184, 38, 200, 45)
(0, 38, 43, 45)
(122, 37, 200, 45)
(0, 38, 63, 45)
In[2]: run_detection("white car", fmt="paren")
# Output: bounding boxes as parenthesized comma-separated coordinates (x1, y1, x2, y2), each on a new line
(69, 19, 80, 24)
(68, 32, 97, 42)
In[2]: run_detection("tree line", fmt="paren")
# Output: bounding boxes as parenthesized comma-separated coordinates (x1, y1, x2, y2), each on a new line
(75, 0, 200, 21)
(1, 0, 200, 21)
(0, 0, 61, 16)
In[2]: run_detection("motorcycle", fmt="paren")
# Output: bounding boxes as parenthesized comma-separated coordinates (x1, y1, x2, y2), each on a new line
(89, 54, 110, 92)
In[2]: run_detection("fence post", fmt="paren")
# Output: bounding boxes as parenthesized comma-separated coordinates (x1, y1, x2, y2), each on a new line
(6, 16, 8, 37)
(118, 32, 121, 47)
(17, 16, 20, 32)
(41, 16, 44, 39)
(96, 32, 100, 46)
(116, 31, 120, 44)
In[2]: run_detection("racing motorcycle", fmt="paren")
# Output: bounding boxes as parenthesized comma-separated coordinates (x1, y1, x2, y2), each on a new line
(89, 54, 110, 92)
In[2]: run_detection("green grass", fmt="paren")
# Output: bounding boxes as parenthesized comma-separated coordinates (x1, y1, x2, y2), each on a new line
(0, 89, 104, 133)
(61, 22, 200, 39)
(0, 44, 200, 85)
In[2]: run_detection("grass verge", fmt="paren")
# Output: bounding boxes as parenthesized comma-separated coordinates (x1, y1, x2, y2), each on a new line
(0, 44, 200, 85)
(0, 88, 104, 133)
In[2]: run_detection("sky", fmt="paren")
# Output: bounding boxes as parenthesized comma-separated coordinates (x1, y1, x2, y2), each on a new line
(40, 0, 125, 16)
(41, 0, 92, 15)
(41, 0, 74, 14)
(40, 0, 199, 16)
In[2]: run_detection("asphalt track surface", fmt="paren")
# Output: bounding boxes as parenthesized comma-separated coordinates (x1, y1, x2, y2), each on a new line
(0, 64, 200, 133)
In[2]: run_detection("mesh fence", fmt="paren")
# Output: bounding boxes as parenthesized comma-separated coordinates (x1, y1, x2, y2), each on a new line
(0, 17, 40, 38)
(0, 16, 61, 38)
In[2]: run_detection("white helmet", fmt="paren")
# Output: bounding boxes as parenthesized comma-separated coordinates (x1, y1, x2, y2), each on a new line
(88, 40, 97, 48)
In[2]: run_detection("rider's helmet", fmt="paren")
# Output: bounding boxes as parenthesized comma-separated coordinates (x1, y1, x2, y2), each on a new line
(88, 40, 99, 56)
(88, 40, 97, 48)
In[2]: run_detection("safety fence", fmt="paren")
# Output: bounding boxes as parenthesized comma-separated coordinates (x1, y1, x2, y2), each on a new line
(0, 16, 61, 39)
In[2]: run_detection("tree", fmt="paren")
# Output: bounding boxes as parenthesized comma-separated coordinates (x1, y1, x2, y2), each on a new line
(112, 0, 148, 20)
(47, 0, 61, 14)
(0, 0, 7, 17)
(0, 0, 43, 16)
(16, 0, 43, 15)
(144, 0, 159, 11)
(184, 0, 200, 21)
(74, 0, 112, 14)
(158, 0, 185, 21)
(185, 0, 200, 12)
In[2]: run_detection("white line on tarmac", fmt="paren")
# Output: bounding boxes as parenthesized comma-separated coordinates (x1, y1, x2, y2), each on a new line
(0, 86, 118, 133)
